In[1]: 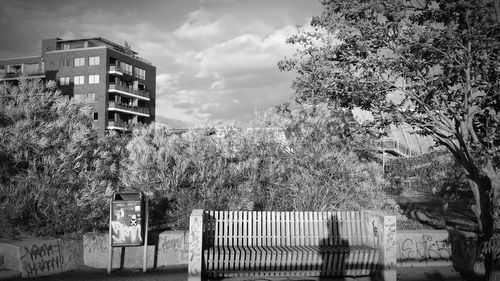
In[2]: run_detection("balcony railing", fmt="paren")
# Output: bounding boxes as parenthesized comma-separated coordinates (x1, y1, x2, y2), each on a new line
(108, 83, 150, 100)
(108, 101, 149, 116)
(108, 65, 123, 74)
(110, 47, 152, 65)
(0, 68, 45, 79)
(107, 120, 129, 130)
(374, 138, 417, 157)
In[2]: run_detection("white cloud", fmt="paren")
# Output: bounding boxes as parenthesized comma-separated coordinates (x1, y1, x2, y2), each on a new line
(156, 73, 180, 94)
(153, 22, 303, 126)
(193, 25, 298, 79)
(173, 9, 222, 39)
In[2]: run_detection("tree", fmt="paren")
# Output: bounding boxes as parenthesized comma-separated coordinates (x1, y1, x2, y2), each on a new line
(280, 0, 500, 279)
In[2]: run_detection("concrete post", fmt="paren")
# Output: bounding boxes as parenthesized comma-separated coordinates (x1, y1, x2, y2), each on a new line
(362, 210, 397, 281)
(188, 209, 204, 281)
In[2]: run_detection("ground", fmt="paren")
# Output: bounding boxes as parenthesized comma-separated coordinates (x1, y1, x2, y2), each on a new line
(395, 191, 477, 232)
(1, 265, 466, 281)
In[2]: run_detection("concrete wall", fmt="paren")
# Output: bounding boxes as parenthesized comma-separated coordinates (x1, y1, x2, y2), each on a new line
(82, 231, 189, 269)
(157, 231, 189, 266)
(0, 229, 482, 277)
(0, 238, 83, 278)
(83, 234, 155, 269)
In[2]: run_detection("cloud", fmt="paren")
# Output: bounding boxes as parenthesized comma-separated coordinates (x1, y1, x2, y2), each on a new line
(156, 73, 180, 93)
(173, 9, 222, 39)
(0, 0, 323, 129)
(154, 23, 302, 127)
(194, 25, 298, 79)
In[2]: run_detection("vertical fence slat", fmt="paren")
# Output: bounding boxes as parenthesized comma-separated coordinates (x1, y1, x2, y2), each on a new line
(199, 210, 380, 278)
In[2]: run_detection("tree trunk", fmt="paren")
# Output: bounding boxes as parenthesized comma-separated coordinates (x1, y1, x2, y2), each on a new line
(470, 161, 500, 281)
(483, 162, 500, 281)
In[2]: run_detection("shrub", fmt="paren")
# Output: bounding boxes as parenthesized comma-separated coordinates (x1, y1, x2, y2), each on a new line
(0, 79, 125, 238)
(385, 150, 470, 199)
(122, 104, 399, 230)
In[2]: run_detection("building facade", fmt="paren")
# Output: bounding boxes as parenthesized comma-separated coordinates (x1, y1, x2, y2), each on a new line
(0, 37, 156, 136)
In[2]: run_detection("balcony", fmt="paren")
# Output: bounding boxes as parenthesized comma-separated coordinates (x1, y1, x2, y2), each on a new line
(107, 120, 128, 130)
(108, 83, 150, 101)
(0, 68, 45, 80)
(108, 65, 123, 76)
(108, 101, 150, 117)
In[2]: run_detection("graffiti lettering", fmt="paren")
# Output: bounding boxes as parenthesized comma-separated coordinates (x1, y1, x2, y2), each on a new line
(397, 234, 451, 264)
(161, 236, 183, 251)
(84, 235, 108, 254)
(20, 242, 64, 277)
(189, 215, 202, 277)
(385, 218, 397, 266)
(400, 238, 427, 261)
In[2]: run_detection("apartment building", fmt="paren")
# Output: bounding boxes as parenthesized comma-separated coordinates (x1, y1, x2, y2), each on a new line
(0, 37, 156, 136)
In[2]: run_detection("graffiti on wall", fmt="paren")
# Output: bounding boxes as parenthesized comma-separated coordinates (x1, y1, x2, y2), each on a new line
(160, 233, 188, 253)
(385, 217, 397, 266)
(84, 235, 108, 254)
(158, 232, 189, 265)
(397, 233, 451, 264)
(58, 239, 83, 267)
(20, 242, 64, 277)
(189, 215, 202, 277)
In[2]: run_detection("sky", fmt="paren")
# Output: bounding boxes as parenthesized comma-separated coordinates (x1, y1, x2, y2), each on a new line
(0, 0, 324, 128)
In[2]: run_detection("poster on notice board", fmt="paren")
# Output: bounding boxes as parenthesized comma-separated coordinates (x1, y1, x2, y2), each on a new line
(111, 198, 143, 246)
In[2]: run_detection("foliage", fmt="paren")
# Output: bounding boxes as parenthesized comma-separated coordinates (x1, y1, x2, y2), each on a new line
(280, 1, 500, 278)
(258, 104, 396, 212)
(122, 105, 399, 230)
(483, 232, 500, 265)
(0, 79, 126, 238)
(385, 150, 469, 197)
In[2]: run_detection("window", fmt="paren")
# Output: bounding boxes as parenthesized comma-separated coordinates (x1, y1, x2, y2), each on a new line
(74, 75, 84, 85)
(24, 63, 40, 73)
(75, 93, 95, 102)
(62, 43, 70, 50)
(93, 112, 99, 120)
(74, 57, 85, 67)
(89, 56, 100, 66)
(60, 58, 71, 67)
(134, 67, 146, 80)
(120, 61, 132, 75)
(59, 76, 70, 85)
(8, 65, 21, 73)
(88, 74, 100, 84)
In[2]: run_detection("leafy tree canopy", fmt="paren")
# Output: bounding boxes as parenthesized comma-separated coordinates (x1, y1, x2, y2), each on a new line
(280, 0, 500, 278)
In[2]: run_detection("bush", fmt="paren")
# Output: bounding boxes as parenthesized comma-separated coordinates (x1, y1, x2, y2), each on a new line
(122, 104, 399, 230)
(0, 80, 126, 238)
(385, 150, 470, 199)
(1, 82, 398, 236)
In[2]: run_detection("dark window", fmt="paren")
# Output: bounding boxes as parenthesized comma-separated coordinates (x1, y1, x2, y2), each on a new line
(60, 58, 71, 67)
(93, 112, 98, 120)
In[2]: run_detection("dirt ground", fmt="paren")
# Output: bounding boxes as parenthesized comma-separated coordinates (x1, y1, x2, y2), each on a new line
(6, 266, 187, 281)
(3, 266, 467, 281)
